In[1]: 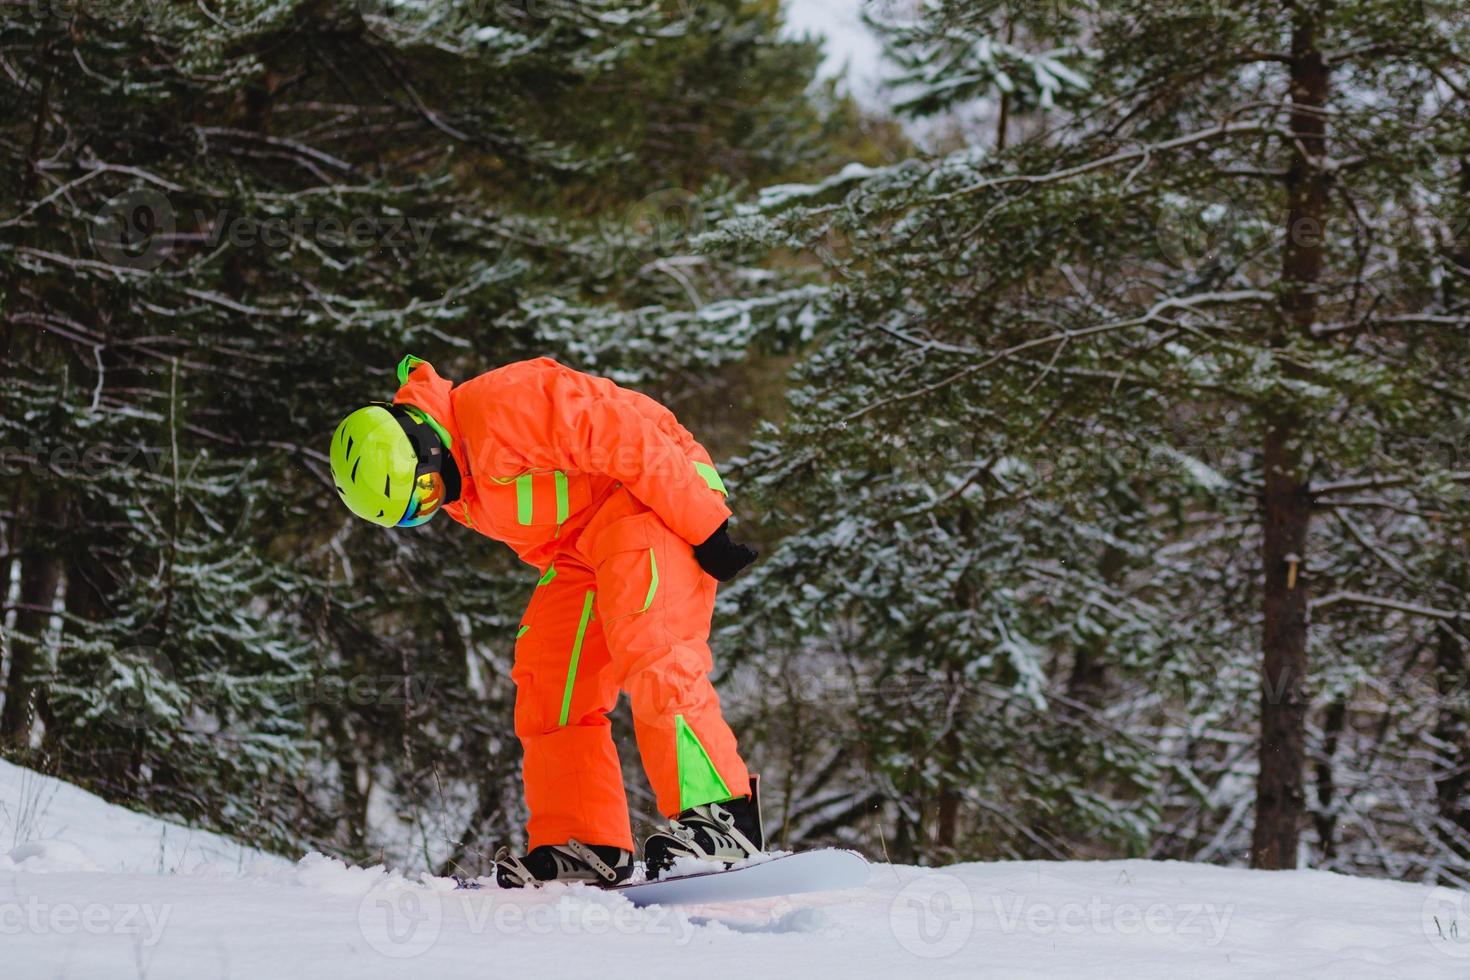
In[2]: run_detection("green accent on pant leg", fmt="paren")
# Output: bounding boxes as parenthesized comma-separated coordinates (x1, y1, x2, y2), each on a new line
(516, 625, 529, 639)
(558, 590, 596, 727)
(554, 470, 569, 525)
(537, 564, 557, 586)
(516, 474, 534, 524)
(675, 714, 732, 811)
(640, 548, 658, 613)
(693, 461, 727, 496)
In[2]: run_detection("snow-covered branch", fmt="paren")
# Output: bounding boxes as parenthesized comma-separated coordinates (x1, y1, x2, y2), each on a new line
(846, 290, 1273, 421)
(938, 120, 1280, 201)
(1311, 591, 1470, 622)
(1313, 471, 1470, 496)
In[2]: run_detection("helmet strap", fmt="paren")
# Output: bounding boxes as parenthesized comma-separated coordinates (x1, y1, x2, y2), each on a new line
(439, 444, 463, 505)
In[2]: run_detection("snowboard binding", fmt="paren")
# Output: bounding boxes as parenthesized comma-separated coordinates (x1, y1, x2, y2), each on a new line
(494, 839, 634, 888)
(643, 775, 766, 880)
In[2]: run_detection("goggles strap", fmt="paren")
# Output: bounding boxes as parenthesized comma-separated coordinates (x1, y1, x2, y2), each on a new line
(386, 404, 462, 506)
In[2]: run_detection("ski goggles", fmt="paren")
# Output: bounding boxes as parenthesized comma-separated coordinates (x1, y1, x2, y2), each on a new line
(397, 469, 447, 527)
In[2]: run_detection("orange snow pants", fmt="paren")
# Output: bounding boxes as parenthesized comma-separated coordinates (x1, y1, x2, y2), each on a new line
(511, 491, 750, 851)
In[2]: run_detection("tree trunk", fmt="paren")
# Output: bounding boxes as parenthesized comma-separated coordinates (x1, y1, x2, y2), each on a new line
(1312, 697, 1346, 862)
(1251, 7, 1329, 871)
(934, 659, 966, 857)
(1, 497, 65, 743)
(994, 18, 1014, 152)
(935, 725, 962, 858)
(1434, 624, 1470, 875)
(1067, 544, 1123, 707)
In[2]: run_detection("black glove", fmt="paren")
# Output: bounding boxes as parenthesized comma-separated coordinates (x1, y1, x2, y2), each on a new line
(693, 521, 758, 582)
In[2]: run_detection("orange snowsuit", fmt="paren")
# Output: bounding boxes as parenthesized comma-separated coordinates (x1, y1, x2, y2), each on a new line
(393, 355, 750, 852)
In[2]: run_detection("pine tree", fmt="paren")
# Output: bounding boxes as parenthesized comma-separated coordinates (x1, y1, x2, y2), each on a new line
(706, 0, 1470, 872)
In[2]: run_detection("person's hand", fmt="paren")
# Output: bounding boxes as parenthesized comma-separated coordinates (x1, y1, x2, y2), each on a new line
(693, 521, 758, 582)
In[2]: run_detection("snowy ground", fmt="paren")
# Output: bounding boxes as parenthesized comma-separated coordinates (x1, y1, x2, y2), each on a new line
(0, 760, 286, 876)
(4, 761, 1470, 978)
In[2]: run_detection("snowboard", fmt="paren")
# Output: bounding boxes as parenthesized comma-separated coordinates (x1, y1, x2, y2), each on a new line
(610, 849, 870, 907)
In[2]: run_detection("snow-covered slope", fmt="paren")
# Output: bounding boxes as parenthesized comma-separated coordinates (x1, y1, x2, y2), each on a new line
(0, 759, 287, 875)
(3, 760, 1469, 978)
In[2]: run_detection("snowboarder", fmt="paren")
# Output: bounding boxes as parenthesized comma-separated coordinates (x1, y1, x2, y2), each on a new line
(329, 356, 764, 887)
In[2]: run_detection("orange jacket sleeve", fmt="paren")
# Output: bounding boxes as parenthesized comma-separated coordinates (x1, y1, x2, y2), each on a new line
(462, 358, 733, 546)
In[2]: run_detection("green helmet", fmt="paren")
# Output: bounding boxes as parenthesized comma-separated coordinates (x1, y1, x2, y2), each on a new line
(330, 405, 419, 527)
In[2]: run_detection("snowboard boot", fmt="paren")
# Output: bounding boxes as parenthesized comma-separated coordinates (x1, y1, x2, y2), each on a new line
(494, 839, 634, 888)
(643, 775, 765, 880)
